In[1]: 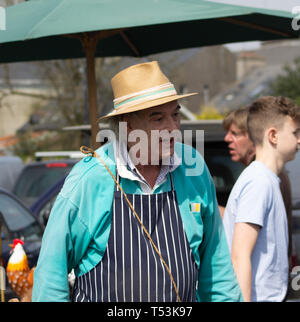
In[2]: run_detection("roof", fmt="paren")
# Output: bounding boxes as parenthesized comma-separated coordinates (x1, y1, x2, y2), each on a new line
(63, 119, 226, 143)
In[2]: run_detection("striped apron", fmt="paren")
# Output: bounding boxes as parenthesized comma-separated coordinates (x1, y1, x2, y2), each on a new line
(72, 173, 198, 302)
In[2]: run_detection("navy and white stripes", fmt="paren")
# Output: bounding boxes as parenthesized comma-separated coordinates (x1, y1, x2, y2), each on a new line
(72, 175, 198, 302)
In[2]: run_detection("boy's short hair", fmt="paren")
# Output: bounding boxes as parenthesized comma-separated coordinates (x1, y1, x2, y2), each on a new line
(247, 96, 300, 146)
(223, 106, 250, 133)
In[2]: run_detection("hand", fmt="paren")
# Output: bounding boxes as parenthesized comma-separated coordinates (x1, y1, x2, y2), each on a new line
(8, 298, 20, 302)
(8, 288, 32, 302)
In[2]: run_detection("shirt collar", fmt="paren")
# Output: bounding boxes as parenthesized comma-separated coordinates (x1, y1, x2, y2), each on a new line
(113, 139, 181, 187)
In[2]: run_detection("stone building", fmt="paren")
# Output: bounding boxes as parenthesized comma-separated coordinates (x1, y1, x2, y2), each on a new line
(0, 45, 237, 139)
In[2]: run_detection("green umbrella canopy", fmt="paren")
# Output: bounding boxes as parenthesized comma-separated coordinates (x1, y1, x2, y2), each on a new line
(0, 0, 299, 147)
(0, 0, 299, 62)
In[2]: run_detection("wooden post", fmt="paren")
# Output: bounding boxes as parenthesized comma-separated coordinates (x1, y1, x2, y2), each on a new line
(67, 29, 125, 149)
(80, 33, 100, 149)
(0, 217, 5, 302)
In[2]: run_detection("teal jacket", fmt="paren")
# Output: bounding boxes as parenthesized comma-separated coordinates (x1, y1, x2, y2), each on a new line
(32, 142, 242, 302)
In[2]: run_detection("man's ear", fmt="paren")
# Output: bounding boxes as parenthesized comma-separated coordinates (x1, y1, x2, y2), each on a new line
(267, 127, 278, 145)
(121, 114, 132, 131)
(123, 112, 140, 131)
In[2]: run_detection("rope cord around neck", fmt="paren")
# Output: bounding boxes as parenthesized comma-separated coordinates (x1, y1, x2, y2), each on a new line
(80, 146, 182, 303)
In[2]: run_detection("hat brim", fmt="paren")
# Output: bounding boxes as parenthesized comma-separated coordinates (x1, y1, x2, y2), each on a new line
(99, 92, 198, 120)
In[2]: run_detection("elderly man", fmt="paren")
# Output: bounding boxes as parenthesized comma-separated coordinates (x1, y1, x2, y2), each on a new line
(223, 107, 256, 167)
(32, 61, 242, 302)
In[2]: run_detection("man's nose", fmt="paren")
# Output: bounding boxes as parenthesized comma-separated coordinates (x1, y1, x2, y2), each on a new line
(165, 116, 179, 131)
(224, 132, 232, 143)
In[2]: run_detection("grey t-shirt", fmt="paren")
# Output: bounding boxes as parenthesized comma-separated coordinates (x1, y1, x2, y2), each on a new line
(223, 161, 289, 302)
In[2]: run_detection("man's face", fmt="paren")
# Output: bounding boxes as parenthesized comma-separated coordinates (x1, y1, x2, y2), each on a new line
(124, 100, 181, 165)
(224, 123, 255, 166)
(276, 116, 300, 163)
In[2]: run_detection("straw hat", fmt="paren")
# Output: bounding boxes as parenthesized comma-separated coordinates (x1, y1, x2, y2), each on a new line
(100, 61, 198, 119)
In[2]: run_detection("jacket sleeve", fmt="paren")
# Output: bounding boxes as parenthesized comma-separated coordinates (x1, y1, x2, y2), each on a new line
(197, 169, 243, 302)
(32, 145, 116, 302)
(32, 194, 91, 302)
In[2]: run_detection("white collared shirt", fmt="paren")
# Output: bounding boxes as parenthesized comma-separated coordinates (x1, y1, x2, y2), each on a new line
(113, 140, 180, 193)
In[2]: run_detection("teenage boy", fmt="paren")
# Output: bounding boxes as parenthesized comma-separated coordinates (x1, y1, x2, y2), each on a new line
(222, 107, 293, 263)
(223, 96, 300, 302)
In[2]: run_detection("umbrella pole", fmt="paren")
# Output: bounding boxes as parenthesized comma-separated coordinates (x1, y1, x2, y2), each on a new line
(0, 218, 5, 302)
(81, 34, 100, 149)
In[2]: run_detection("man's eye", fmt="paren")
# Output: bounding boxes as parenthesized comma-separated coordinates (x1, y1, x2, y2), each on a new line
(232, 131, 243, 138)
(293, 130, 300, 138)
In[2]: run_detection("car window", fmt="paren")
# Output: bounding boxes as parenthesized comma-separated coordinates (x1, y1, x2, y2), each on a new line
(0, 221, 10, 240)
(14, 163, 73, 207)
(205, 151, 245, 190)
(0, 192, 42, 240)
(285, 152, 300, 209)
(37, 194, 58, 228)
(0, 157, 24, 192)
(205, 151, 244, 207)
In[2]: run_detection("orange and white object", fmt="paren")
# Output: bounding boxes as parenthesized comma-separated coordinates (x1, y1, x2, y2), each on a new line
(6, 239, 33, 298)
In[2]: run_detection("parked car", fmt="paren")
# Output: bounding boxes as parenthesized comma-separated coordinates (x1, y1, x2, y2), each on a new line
(0, 188, 43, 300)
(180, 120, 245, 206)
(30, 176, 66, 228)
(12, 159, 77, 208)
(0, 156, 24, 192)
(0, 188, 42, 266)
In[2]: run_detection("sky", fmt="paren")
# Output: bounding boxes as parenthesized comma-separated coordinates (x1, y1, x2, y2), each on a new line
(207, 0, 300, 52)
(225, 41, 261, 53)
(207, 0, 299, 12)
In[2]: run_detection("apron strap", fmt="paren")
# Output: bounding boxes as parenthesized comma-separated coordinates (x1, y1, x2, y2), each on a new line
(169, 172, 175, 191)
(115, 170, 120, 191)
